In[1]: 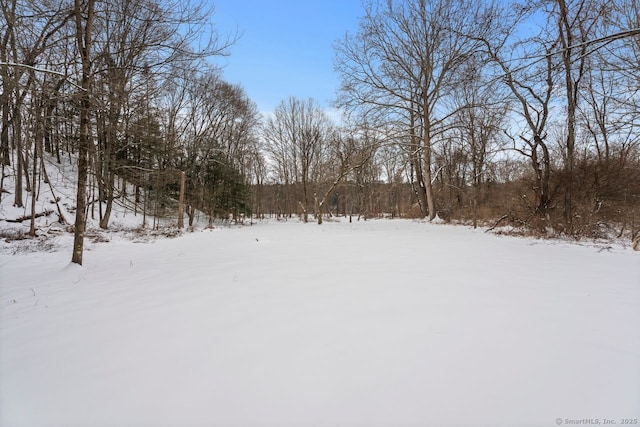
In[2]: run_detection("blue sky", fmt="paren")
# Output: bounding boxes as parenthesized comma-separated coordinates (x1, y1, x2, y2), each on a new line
(210, 0, 363, 114)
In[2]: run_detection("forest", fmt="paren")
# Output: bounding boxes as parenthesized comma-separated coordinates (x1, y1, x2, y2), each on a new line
(1, 0, 639, 264)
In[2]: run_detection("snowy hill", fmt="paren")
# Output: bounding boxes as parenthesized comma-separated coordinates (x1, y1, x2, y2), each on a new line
(0, 154, 199, 256)
(1, 217, 639, 427)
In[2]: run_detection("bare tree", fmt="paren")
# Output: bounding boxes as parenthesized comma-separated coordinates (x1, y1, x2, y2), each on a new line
(314, 128, 378, 224)
(335, 0, 494, 220)
(173, 69, 259, 225)
(478, 4, 559, 220)
(450, 55, 509, 227)
(263, 97, 333, 223)
(71, 0, 95, 265)
(555, 0, 607, 231)
(0, 0, 72, 207)
(572, 0, 640, 238)
(69, 0, 233, 259)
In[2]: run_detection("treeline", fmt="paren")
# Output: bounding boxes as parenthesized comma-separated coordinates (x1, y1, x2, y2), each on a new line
(1, 0, 639, 264)
(331, 0, 640, 237)
(259, 0, 640, 239)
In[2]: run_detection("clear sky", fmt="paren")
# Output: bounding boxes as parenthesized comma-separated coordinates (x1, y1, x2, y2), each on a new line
(210, 0, 363, 114)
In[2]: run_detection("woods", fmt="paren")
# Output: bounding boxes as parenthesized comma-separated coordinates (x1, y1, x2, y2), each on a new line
(1, 0, 639, 264)
(333, 0, 639, 235)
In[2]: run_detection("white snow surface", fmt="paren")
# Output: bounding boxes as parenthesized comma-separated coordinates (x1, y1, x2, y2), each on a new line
(1, 219, 639, 427)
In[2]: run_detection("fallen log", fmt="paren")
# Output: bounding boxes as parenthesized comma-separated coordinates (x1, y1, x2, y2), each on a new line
(4, 209, 54, 223)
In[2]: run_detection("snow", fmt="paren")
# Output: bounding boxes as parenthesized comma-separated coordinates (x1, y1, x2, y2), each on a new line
(1, 218, 639, 427)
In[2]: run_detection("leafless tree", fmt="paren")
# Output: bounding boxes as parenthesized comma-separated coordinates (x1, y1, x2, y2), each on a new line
(171, 69, 260, 225)
(477, 4, 559, 220)
(554, 0, 608, 231)
(313, 128, 378, 224)
(335, 0, 495, 220)
(263, 97, 333, 222)
(0, 0, 73, 208)
(450, 55, 509, 227)
(71, 0, 94, 265)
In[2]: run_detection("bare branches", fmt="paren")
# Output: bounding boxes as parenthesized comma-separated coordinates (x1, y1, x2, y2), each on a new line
(0, 61, 86, 90)
(335, 0, 495, 220)
(263, 97, 334, 222)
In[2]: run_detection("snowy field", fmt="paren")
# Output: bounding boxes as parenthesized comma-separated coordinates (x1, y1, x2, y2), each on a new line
(1, 219, 639, 427)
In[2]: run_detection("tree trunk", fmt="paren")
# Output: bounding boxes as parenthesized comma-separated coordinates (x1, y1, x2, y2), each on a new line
(422, 96, 436, 221)
(409, 132, 428, 216)
(532, 135, 551, 215)
(315, 194, 323, 225)
(302, 176, 309, 223)
(0, 5, 13, 167)
(558, 0, 578, 232)
(99, 170, 115, 229)
(178, 170, 186, 228)
(472, 189, 478, 229)
(71, 0, 95, 265)
(14, 112, 25, 206)
(0, 94, 10, 166)
(29, 111, 39, 237)
(423, 134, 436, 221)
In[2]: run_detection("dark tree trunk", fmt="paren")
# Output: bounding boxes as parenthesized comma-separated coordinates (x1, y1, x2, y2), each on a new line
(71, 0, 95, 265)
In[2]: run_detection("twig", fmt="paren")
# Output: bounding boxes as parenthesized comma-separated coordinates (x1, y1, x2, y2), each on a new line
(486, 214, 509, 232)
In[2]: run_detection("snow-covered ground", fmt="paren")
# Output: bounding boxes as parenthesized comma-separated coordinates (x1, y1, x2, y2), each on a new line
(1, 218, 639, 427)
